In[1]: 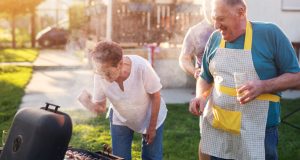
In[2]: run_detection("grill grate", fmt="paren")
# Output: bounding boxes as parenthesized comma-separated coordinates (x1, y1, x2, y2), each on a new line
(65, 148, 124, 160)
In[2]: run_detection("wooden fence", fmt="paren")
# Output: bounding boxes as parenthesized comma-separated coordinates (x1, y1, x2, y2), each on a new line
(86, 2, 203, 45)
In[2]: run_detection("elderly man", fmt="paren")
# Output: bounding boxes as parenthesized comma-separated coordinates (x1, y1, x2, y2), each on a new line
(189, 0, 300, 159)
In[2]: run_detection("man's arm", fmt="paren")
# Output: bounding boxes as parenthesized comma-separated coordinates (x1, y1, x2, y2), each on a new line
(239, 72, 300, 104)
(146, 91, 161, 144)
(179, 53, 198, 78)
(189, 77, 213, 116)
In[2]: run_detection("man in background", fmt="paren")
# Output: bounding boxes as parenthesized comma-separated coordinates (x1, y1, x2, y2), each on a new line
(179, 0, 215, 79)
(179, 0, 214, 159)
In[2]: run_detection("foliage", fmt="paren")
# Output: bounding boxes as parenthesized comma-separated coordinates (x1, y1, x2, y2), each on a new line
(69, 2, 88, 30)
(0, 28, 11, 43)
(0, 0, 44, 48)
(0, 0, 43, 15)
(0, 66, 33, 140)
(0, 28, 31, 47)
(0, 48, 38, 62)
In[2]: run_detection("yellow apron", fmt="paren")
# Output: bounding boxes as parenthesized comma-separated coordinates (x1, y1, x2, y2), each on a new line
(200, 21, 280, 159)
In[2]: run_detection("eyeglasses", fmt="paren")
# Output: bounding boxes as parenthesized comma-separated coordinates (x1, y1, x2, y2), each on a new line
(93, 62, 119, 79)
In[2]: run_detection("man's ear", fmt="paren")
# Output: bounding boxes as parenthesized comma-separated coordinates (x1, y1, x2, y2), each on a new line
(237, 6, 246, 18)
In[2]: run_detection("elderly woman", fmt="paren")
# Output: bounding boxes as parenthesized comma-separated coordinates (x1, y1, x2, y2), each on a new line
(78, 41, 167, 160)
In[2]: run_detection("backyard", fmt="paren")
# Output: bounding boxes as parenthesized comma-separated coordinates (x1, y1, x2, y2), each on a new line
(0, 49, 299, 159)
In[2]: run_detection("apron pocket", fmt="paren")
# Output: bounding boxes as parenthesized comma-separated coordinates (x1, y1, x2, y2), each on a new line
(212, 105, 241, 135)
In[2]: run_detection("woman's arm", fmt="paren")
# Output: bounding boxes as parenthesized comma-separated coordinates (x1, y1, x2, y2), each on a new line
(146, 91, 161, 144)
(78, 89, 106, 115)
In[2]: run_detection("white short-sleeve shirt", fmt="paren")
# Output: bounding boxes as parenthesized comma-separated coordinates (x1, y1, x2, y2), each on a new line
(93, 55, 167, 133)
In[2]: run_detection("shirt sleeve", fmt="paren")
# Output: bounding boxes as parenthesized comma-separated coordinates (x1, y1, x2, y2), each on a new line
(272, 24, 300, 74)
(181, 28, 196, 56)
(92, 74, 106, 102)
(142, 60, 162, 94)
(200, 32, 219, 84)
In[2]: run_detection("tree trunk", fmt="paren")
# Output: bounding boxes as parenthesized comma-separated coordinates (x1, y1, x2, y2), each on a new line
(31, 8, 36, 48)
(11, 14, 16, 48)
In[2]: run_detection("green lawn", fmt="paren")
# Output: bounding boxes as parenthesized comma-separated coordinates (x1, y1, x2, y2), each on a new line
(0, 48, 38, 62)
(67, 101, 300, 160)
(278, 99, 300, 160)
(67, 104, 200, 160)
(0, 66, 33, 134)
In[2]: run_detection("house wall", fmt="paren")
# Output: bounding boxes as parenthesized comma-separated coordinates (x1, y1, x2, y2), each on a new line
(123, 48, 195, 88)
(247, 0, 300, 42)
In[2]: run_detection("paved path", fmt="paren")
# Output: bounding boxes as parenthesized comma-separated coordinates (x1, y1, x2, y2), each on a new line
(20, 69, 94, 110)
(19, 49, 91, 110)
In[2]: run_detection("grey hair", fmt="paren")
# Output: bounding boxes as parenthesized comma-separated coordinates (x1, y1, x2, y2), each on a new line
(223, 0, 246, 8)
(91, 40, 123, 67)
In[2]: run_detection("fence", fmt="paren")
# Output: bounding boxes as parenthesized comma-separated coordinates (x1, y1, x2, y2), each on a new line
(86, 2, 203, 45)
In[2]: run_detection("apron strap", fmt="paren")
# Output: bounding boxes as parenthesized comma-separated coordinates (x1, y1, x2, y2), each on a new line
(220, 21, 252, 51)
(215, 84, 280, 102)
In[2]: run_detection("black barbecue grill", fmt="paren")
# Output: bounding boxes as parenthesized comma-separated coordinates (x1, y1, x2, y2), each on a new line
(0, 103, 124, 160)
(0, 147, 123, 160)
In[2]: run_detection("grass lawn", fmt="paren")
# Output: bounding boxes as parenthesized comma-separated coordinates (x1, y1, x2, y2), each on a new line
(67, 101, 300, 160)
(67, 104, 200, 160)
(278, 99, 300, 159)
(0, 48, 38, 62)
(0, 66, 33, 135)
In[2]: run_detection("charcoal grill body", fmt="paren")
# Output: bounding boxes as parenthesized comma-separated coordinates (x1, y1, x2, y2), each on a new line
(0, 104, 72, 160)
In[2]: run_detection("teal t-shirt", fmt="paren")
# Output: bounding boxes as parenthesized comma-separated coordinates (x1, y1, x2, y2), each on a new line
(200, 21, 300, 127)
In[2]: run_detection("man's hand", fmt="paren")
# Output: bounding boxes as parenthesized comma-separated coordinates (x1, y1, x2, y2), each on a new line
(144, 126, 156, 145)
(238, 80, 265, 104)
(189, 97, 205, 116)
(194, 68, 201, 79)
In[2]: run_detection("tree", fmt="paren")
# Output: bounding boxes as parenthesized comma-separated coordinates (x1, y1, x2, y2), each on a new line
(69, 2, 88, 30)
(25, 0, 44, 48)
(0, 0, 43, 48)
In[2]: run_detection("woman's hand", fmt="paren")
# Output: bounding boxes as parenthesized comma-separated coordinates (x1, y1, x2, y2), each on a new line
(78, 89, 106, 114)
(78, 89, 92, 108)
(146, 91, 160, 145)
(144, 126, 156, 145)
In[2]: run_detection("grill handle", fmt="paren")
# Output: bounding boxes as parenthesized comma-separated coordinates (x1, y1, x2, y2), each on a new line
(44, 102, 61, 113)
